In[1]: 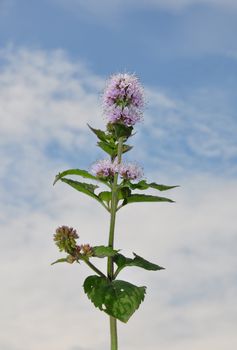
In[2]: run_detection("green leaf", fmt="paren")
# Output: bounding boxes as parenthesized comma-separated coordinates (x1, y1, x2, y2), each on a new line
(87, 124, 108, 142)
(60, 178, 104, 205)
(108, 123, 133, 140)
(122, 144, 133, 154)
(92, 246, 118, 258)
(131, 253, 164, 270)
(125, 180, 178, 191)
(84, 275, 107, 308)
(97, 141, 116, 157)
(125, 180, 149, 190)
(114, 253, 165, 272)
(53, 168, 109, 187)
(97, 141, 132, 157)
(51, 258, 68, 265)
(123, 193, 174, 205)
(83, 275, 146, 323)
(61, 178, 98, 192)
(98, 187, 131, 203)
(114, 124, 133, 139)
(118, 187, 131, 200)
(98, 191, 112, 202)
(148, 183, 179, 191)
(113, 254, 127, 268)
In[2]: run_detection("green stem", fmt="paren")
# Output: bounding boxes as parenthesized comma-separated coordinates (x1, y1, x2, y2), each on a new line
(100, 201, 110, 213)
(107, 136, 124, 350)
(107, 137, 124, 279)
(82, 258, 106, 278)
(113, 266, 122, 280)
(110, 316, 118, 350)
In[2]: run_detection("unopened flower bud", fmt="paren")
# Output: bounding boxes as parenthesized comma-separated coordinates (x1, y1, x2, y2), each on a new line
(67, 255, 76, 264)
(81, 244, 93, 257)
(74, 245, 81, 255)
(54, 225, 79, 254)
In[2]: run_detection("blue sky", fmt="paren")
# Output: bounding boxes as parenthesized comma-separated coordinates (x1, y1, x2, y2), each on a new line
(0, 1, 237, 350)
(1, 0, 237, 90)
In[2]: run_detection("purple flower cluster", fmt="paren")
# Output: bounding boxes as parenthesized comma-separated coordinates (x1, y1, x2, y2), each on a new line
(91, 159, 118, 178)
(119, 162, 143, 180)
(103, 73, 144, 126)
(91, 159, 143, 181)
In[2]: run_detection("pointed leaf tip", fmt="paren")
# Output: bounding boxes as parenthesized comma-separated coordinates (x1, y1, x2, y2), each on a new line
(51, 258, 68, 265)
(87, 124, 108, 142)
(53, 174, 60, 186)
(114, 253, 165, 272)
(53, 168, 110, 187)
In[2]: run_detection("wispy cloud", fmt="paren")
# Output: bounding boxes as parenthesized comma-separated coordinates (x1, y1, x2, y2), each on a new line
(0, 46, 104, 211)
(133, 87, 237, 178)
(0, 46, 103, 144)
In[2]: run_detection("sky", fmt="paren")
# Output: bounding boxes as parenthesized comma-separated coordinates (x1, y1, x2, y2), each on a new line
(0, 1, 237, 349)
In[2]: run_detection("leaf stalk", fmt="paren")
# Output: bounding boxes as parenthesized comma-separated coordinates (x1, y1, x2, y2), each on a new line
(82, 258, 107, 278)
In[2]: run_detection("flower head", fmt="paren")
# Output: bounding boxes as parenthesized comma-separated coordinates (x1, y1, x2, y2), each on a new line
(91, 159, 143, 181)
(54, 225, 79, 254)
(103, 73, 144, 126)
(107, 105, 142, 126)
(91, 159, 118, 178)
(81, 244, 93, 257)
(119, 162, 143, 181)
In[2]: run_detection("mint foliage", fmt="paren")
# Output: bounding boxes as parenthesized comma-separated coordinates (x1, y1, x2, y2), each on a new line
(60, 178, 100, 200)
(98, 191, 112, 202)
(114, 253, 164, 276)
(84, 275, 146, 323)
(53, 168, 109, 187)
(148, 183, 179, 191)
(124, 179, 178, 191)
(108, 123, 133, 140)
(122, 144, 133, 154)
(51, 258, 68, 265)
(118, 187, 132, 200)
(88, 124, 133, 159)
(92, 246, 118, 258)
(97, 141, 132, 159)
(97, 141, 116, 157)
(88, 124, 108, 142)
(122, 193, 174, 206)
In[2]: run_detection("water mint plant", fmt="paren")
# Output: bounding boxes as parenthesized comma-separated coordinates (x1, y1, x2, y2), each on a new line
(52, 73, 177, 350)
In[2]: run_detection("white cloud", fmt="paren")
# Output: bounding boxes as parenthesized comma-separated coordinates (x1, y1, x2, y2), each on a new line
(0, 46, 104, 145)
(0, 46, 105, 209)
(0, 46, 237, 350)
